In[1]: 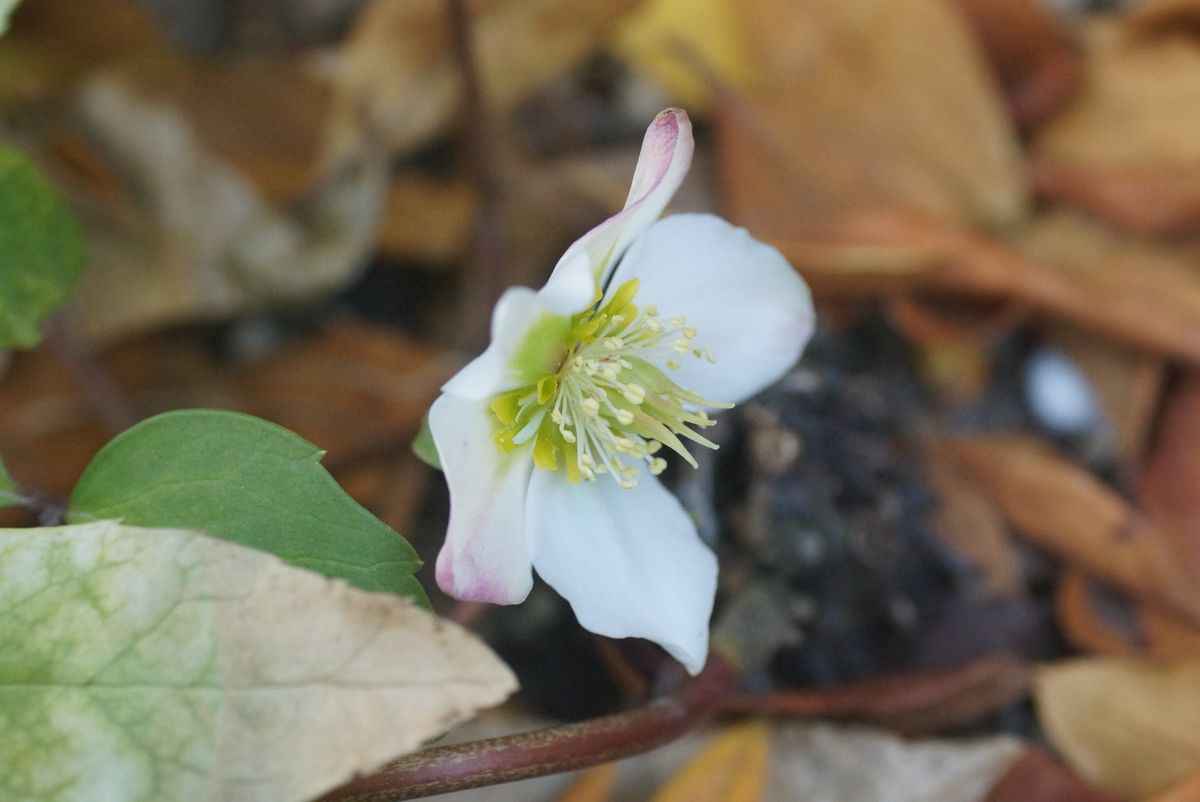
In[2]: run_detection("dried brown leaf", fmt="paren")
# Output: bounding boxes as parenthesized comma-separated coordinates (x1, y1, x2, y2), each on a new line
(953, 0, 1082, 126)
(718, 0, 1025, 236)
(939, 436, 1200, 626)
(926, 456, 1025, 597)
(1056, 570, 1145, 656)
(1150, 771, 1200, 802)
(1035, 657, 1200, 799)
(1139, 371, 1200, 575)
(984, 749, 1122, 802)
(324, 0, 641, 165)
(1036, 17, 1200, 171)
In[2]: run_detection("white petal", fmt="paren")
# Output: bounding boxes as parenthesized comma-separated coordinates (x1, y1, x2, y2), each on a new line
(611, 214, 815, 403)
(442, 287, 571, 400)
(526, 470, 717, 674)
(543, 108, 694, 295)
(429, 394, 534, 604)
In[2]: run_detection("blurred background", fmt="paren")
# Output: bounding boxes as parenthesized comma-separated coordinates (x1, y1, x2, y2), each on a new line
(3, 0, 1200, 798)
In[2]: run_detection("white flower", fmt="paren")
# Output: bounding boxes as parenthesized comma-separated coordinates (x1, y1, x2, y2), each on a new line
(429, 108, 814, 674)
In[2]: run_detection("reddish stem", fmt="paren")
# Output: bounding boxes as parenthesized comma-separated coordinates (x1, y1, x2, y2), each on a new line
(319, 653, 739, 801)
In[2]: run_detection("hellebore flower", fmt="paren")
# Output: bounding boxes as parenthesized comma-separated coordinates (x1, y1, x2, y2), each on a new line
(429, 108, 814, 674)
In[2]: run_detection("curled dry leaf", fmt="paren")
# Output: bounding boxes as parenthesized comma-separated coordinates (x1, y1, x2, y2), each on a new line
(1035, 657, 1200, 799)
(66, 69, 388, 345)
(716, 0, 1026, 238)
(938, 436, 1200, 626)
(0, 521, 516, 802)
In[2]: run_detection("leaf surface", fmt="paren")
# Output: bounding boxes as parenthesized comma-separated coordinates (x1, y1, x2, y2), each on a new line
(69, 409, 426, 603)
(0, 520, 516, 802)
(0, 144, 86, 348)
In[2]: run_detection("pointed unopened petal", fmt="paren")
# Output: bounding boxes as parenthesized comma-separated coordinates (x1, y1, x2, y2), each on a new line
(544, 108, 694, 295)
(527, 471, 717, 674)
(430, 394, 534, 604)
(442, 287, 572, 400)
(611, 214, 814, 403)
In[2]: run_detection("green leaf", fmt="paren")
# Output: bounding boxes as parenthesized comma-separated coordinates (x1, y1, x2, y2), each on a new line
(412, 411, 441, 469)
(0, 521, 517, 802)
(68, 409, 427, 605)
(0, 144, 87, 349)
(0, 457, 20, 508)
(0, 0, 21, 36)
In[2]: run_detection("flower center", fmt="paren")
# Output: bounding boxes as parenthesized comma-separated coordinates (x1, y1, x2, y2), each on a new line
(489, 278, 732, 488)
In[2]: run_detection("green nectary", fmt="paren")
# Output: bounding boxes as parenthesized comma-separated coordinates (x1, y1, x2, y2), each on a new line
(489, 278, 731, 488)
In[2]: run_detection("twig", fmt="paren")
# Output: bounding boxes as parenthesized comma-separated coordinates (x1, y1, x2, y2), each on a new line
(319, 653, 739, 801)
(445, 0, 510, 350)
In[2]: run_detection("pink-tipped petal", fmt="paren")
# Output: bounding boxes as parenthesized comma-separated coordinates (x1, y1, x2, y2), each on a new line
(543, 108, 694, 295)
(527, 470, 717, 675)
(609, 214, 815, 404)
(430, 394, 534, 604)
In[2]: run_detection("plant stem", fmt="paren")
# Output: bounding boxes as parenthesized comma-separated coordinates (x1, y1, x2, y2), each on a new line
(319, 653, 739, 801)
(446, 0, 509, 351)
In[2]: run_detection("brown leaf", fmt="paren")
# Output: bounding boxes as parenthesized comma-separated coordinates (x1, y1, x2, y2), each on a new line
(1043, 324, 1165, 472)
(0, 323, 457, 500)
(650, 722, 770, 802)
(717, 0, 1026, 237)
(324, 0, 641, 165)
(1128, 0, 1200, 42)
(953, 0, 1082, 126)
(1035, 657, 1200, 798)
(60, 66, 387, 345)
(95, 55, 335, 203)
(1030, 163, 1200, 237)
(926, 456, 1025, 597)
(1035, 17, 1200, 171)
(1141, 605, 1200, 658)
(1055, 569, 1145, 656)
(379, 176, 480, 263)
(939, 436, 1200, 626)
(1139, 371, 1200, 576)
(1150, 771, 1200, 802)
(984, 748, 1122, 802)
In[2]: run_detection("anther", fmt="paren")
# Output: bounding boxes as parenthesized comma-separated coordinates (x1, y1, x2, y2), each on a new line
(622, 384, 646, 405)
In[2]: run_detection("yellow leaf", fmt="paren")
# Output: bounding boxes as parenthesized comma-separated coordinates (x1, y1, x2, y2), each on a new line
(554, 763, 619, 802)
(651, 722, 770, 802)
(613, 0, 754, 110)
(1035, 657, 1200, 799)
